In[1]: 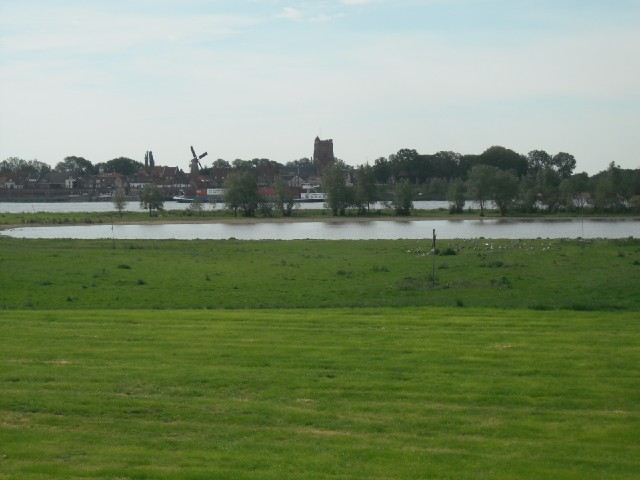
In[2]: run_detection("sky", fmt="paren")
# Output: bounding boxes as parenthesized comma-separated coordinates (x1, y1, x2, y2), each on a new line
(1, 0, 639, 175)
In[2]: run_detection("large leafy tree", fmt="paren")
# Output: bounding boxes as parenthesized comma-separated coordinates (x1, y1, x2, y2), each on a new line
(447, 178, 466, 213)
(467, 164, 496, 216)
(212, 159, 231, 169)
(354, 164, 378, 214)
(593, 162, 626, 212)
(373, 157, 391, 184)
(527, 150, 553, 175)
(139, 184, 165, 216)
(322, 160, 352, 216)
(479, 146, 528, 177)
(389, 148, 421, 182)
(467, 164, 519, 216)
(552, 152, 577, 179)
(232, 159, 255, 172)
(224, 171, 259, 217)
(516, 173, 538, 213)
(55, 156, 96, 176)
(285, 157, 313, 167)
(559, 172, 590, 212)
(112, 188, 128, 216)
(100, 157, 144, 176)
(536, 168, 562, 212)
(0, 157, 51, 177)
(272, 176, 296, 217)
(432, 151, 462, 180)
(393, 179, 414, 216)
(492, 169, 519, 215)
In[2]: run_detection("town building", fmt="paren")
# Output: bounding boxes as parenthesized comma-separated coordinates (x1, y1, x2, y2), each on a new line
(313, 137, 335, 176)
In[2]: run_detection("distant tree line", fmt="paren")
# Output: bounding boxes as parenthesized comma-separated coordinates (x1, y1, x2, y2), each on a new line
(321, 146, 640, 216)
(3, 145, 640, 216)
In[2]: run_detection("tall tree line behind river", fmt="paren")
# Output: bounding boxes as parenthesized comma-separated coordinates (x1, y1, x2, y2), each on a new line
(322, 146, 640, 216)
(2, 145, 639, 216)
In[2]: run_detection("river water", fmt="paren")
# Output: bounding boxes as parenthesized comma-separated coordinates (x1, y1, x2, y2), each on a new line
(2, 218, 638, 240)
(0, 200, 450, 213)
(2, 201, 637, 240)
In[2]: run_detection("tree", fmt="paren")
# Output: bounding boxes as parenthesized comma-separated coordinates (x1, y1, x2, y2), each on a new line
(432, 151, 462, 179)
(427, 177, 448, 199)
(112, 188, 128, 216)
(593, 162, 624, 212)
(273, 176, 296, 217)
(0, 157, 51, 177)
(187, 200, 205, 213)
(223, 171, 259, 217)
(322, 160, 351, 216)
(516, 174, 538, 213)
(139, 184, 165, 216)
(527, 150, 552, 175)
(479, 146, 527, 177)
(447, 178, 466, 213)
(393, 179, 413, 215)
(552, 152, 577, 180)
(232, 159, 255, 172)
(559, 172, 590, 212)
(536, 168, 562, 212)
(373, 157, 391, 184)
(212, 159, 231, 169)
(103, 157, 144, 176)
(492, 169, 519, 215)
(389, 148, 420, 182)
(56, 156, 95, 176)
(286, 157, 313, 167)
(458, 154, 479, 179)
(354, 164, 378, 214)
(467, 164, 495, 216)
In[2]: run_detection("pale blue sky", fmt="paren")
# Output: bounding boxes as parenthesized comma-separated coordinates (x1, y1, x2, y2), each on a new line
(1, 0, 638, 174)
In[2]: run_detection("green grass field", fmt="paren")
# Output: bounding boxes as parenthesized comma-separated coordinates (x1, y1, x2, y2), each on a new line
(1, 308, 639, 479)
(0, 237, 639, 311)
(1, 237, 639, 478)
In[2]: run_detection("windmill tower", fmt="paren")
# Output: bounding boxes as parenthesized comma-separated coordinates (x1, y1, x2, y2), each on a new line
(189, 145, 208, 177)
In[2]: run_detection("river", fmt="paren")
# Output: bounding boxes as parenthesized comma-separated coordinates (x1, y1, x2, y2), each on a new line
(2, 218, 638, 240)
(2, 201, 637, 240)
(0, 200, 450, 214)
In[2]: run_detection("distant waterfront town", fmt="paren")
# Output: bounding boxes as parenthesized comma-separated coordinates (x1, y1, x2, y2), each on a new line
(1, 136, 639, 215)
(0, 137, 337, 202)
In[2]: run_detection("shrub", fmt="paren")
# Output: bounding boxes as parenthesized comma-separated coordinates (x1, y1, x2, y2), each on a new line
(372, 265, 389, 272)
(490, 276, 511, 289)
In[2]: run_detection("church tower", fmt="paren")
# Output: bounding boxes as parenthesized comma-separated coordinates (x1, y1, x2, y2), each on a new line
(313, 136, 335, 176)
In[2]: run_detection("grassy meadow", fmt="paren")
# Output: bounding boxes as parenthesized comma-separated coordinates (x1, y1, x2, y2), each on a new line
(1, 308, 639, 479)
(1, 236, 639, 478)
(0, 237, 639, 310)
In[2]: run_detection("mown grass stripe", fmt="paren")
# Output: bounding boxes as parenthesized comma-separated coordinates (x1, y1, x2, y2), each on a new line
(1, 307, 638, 479)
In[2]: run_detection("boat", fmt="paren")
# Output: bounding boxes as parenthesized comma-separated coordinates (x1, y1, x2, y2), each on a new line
(296, 184, 326, 203)
(172, 190, 208, 203)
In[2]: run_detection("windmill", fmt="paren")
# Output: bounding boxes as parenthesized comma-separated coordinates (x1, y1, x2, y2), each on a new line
(189, 145, 208, 177)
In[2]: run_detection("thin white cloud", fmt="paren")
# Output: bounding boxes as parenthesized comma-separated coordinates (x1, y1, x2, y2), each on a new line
(278, 7, 304, 22)
(309, 14, 335, 23)
(0, 7, 258, 59)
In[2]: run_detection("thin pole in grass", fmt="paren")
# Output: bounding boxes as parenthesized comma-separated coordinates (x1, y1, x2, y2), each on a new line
(111, 215, 115, 249)
(432, 228, 436, 287)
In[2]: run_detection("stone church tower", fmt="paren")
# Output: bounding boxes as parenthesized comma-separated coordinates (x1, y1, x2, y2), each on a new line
(313, 136, 335, 176)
